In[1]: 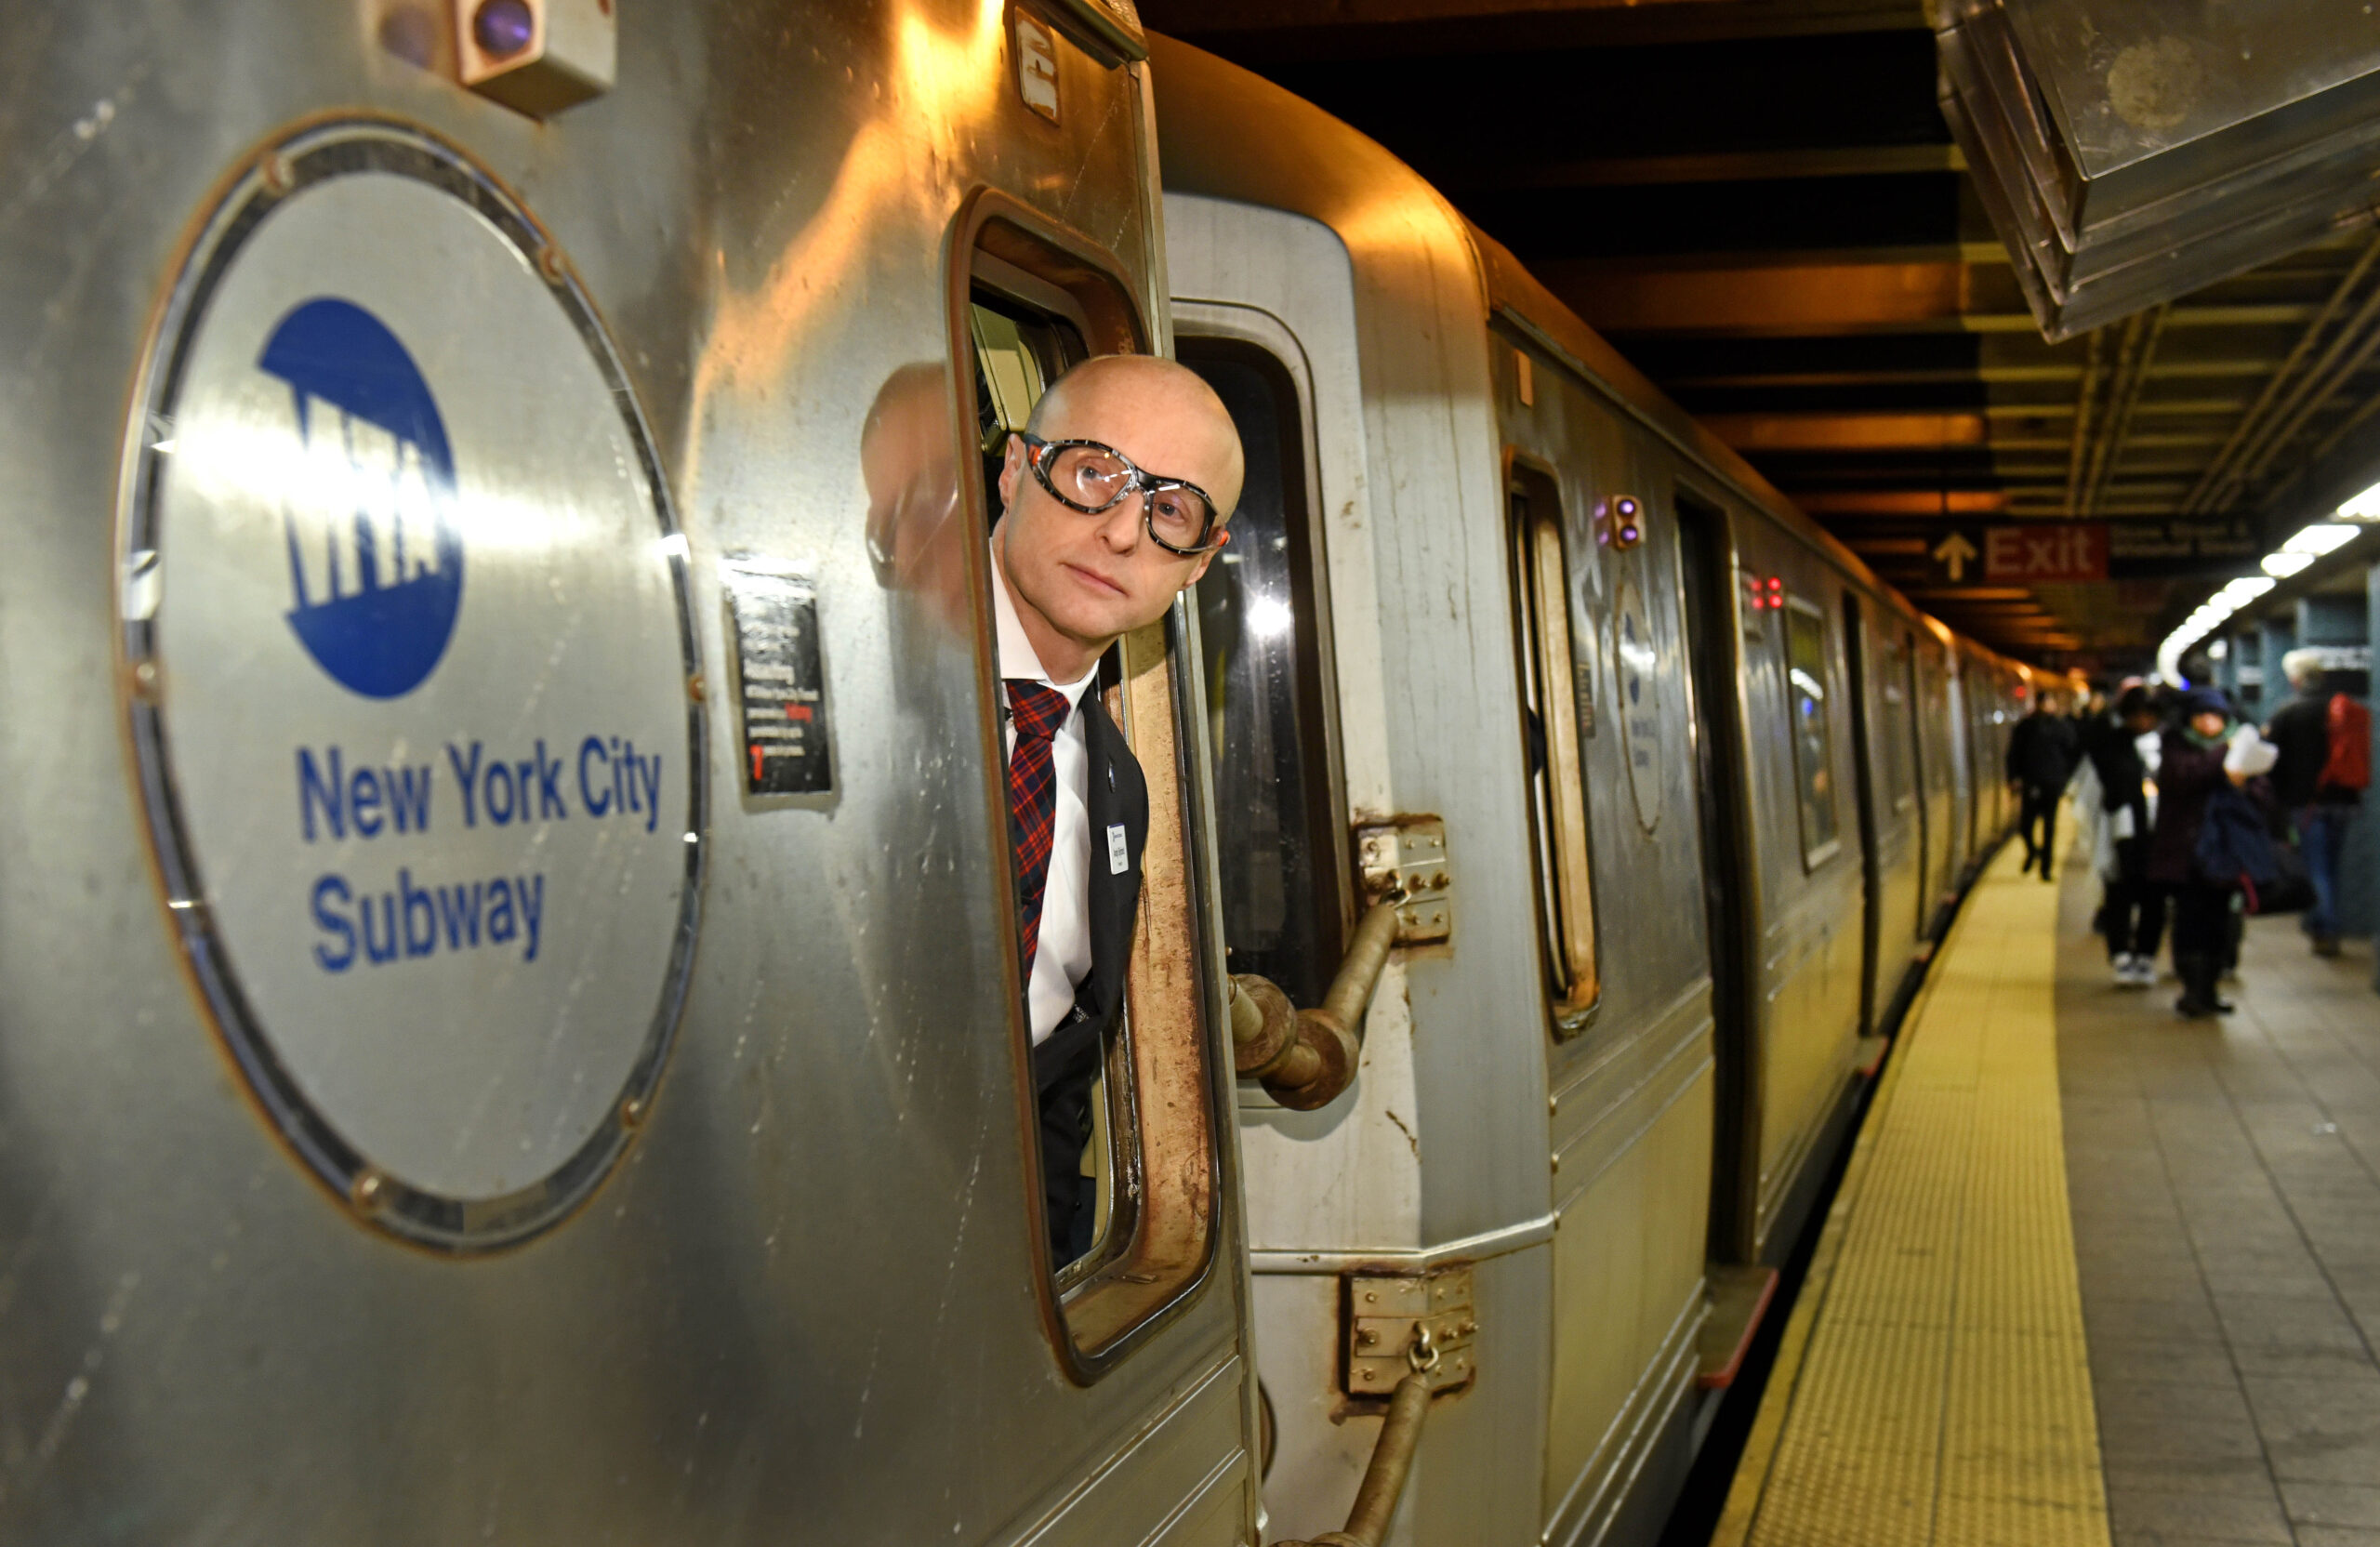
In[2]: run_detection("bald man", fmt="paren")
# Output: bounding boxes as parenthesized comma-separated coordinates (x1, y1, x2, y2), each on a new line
(990, 354, 1243, 1263)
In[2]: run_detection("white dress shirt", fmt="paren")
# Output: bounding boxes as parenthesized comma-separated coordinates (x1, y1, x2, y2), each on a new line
(990, 545, 1096, 1045)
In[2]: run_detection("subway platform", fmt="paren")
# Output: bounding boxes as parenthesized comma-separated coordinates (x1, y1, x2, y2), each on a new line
(1711, 832, 2380, 1547)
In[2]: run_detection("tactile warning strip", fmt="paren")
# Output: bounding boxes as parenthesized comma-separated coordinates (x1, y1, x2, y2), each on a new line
(1712, 840, 2109, 1547)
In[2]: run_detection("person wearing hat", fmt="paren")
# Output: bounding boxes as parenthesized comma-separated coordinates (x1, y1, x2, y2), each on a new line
(2146, 687, 2267, 1017)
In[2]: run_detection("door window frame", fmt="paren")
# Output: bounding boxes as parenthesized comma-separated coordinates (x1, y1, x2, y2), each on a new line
(1506, 454, 1601, 1036)
(945, 189, 1223, 1382)
(1779, 593, 1844, 871)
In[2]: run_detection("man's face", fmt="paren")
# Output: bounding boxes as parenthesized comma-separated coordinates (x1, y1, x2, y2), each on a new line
(2191, 710, 2229, 739)
(995, 364, 1240, 660)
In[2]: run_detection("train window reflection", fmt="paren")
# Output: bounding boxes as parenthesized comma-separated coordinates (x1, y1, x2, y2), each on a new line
(1181, 338, 1343, 1009)
(1783, 601, 1842, 865)
(1509, 462, 1599, 1033)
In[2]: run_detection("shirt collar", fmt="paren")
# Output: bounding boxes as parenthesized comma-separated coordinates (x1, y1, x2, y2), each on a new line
(990, 539, 1097, 710)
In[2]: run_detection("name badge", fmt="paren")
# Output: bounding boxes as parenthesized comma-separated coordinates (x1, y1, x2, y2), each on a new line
(1106, 824, 1130, 875)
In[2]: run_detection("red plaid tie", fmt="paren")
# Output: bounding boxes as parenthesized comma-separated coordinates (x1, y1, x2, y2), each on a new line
(1005, 681, 1073, 978)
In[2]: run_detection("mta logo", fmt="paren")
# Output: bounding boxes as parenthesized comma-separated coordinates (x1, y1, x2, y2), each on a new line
(259, 298, 464, 699)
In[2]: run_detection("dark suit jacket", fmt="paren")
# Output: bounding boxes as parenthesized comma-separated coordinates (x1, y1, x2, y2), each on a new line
(1025, 694, 1148, 1263)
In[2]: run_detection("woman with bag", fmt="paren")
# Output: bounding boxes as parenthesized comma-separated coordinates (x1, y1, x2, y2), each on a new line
(2148, 688, 2276, 1018)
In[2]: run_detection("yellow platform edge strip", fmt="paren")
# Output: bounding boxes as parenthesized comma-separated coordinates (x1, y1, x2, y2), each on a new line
(1712, 839, 2110, 1547)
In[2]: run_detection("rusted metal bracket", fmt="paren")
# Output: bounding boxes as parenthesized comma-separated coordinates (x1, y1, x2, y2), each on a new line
(1346, 1265, 1475, 1398)
(1271, 1268, 1475, 1547)
(1355, 817, 1451, 945)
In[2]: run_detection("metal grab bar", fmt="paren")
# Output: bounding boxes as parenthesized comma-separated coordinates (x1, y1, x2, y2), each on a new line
(1225, 892, 1402, 1110)
(1274, 1364, 1433, 1547)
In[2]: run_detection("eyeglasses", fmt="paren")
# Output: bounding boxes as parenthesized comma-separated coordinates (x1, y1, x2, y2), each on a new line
(1019, 434, 1225, 556)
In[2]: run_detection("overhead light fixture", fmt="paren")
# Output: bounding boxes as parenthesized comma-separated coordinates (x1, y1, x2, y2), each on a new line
(2262, 550, 2317, 577)
(2283, 522, 2361, 555)
(2340, 482, 2380, 521)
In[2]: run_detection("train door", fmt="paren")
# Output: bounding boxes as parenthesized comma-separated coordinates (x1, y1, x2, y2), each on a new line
(1677, 490, 1758, 1260)
(1839, 591, 1883, 1039)
(1164, 202, 1418, 1545)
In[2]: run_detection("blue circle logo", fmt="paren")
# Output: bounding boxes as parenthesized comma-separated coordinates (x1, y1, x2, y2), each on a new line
(258, 298, 464, 698)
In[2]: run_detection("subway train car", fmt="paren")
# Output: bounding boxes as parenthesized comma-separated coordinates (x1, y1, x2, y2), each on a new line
(0, 4, 1267, 1544)
(1151, 37, 2029, 1546)
(0, 7, 2030, 1547)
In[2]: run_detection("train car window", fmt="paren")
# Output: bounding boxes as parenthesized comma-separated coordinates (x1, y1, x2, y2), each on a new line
(1782, 600, 1843, 866)
(1881, 632, 1917, 814)
(1509, 461, 1600, 1032)
(950, 197, 1221, 1380)
(968, 269, 1088, 501)
(1180, 337, 1345, 1009)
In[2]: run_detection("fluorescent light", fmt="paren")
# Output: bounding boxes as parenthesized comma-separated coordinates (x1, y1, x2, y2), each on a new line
(2208, 639, 2228, 659)
(2262, 550, 2317, 577)
(2282, 522, 2360, 556)
(2218, 575, 2277, 603)
(2340, 481, 2380, 520)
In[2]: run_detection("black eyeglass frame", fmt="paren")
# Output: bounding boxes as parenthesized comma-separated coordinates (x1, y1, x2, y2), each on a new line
(1018, 433, 1228, 556)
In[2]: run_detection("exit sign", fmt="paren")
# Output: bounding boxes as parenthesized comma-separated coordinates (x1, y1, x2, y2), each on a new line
(1984, 523, 2107, 582)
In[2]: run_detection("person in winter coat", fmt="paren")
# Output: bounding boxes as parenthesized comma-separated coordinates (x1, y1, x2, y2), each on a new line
(2007, 690, 2080, 880)
(2148, 687, 2263, 1018)
(2082, 686, 2166, 986)
(2265, 649, 2363, 958)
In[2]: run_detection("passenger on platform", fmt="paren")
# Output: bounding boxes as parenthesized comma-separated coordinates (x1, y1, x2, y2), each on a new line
(987, 354, 1241, 1262)
(2149, 688, 2271, 1018)
(2083, 686, 2167, 987)
(2265, 649, 2368, 959)
(2007, 690, 2079, 881)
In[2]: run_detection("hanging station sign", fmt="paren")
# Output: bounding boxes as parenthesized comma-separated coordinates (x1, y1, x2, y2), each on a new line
(118, 125, 706, 1250)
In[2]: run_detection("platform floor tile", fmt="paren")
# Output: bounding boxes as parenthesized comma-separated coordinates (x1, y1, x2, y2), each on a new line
(1715, 842, 2110, 1547)
(2057, 862, 2380, 1547)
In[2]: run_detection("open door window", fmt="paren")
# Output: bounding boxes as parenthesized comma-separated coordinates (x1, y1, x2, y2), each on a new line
(1508, 460, 1599, 1036)
(950, 193, 1222, 1379)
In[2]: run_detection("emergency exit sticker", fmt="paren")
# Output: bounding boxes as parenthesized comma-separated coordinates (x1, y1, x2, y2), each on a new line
(722, 556, 832, 796)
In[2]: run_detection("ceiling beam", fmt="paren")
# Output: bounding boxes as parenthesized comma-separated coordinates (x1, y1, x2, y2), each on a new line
(1448, 143, 1966, 190)
(1142, 0, 1928, 52)
(1592, 302, 2320, 339)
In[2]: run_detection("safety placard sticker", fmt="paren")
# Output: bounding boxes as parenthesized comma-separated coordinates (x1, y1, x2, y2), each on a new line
(721, 556, 832, 796)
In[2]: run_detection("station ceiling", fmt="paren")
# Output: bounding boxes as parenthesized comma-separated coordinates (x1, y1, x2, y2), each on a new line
(1141, 0, 2380, 668)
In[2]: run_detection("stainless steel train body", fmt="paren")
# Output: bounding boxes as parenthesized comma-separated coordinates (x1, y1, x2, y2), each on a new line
(0, 5, 1263, 1543)
(1151, 38, 2030, 1546)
